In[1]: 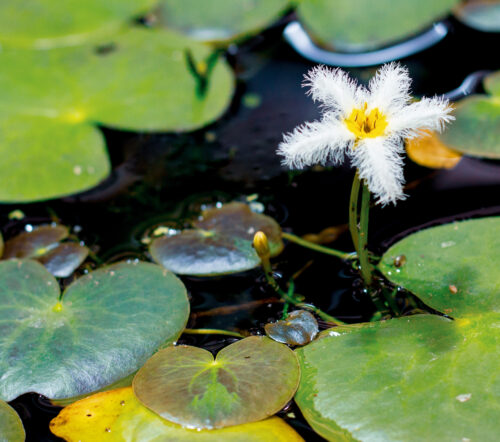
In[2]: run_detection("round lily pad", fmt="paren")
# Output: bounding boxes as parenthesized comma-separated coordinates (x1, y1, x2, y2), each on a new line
(150, 202, 283, 276)
(0, 400, 25, 442)
(379, 217, 500, 318)
(484, 70, 500, 96)
(454, 0, 500, 32)
(295, 314, 500, 441)
(0, 0, 157, 49)
(157, 0, 289, 43)
(265, 310, 319, 346)
(406, 131, 462, 169)
(133, 336, 300, 429)
(0, 260, 189, 401)
(50, 387, 304, 441)
(296, 0, 459, 52)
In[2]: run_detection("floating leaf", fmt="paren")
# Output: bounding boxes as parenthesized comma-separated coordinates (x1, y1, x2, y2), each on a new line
(0, 0, 157, 49)
(440, 71, 500, 158)
(406, 131, 462, 169)
(0, 400, 25, 442)
(379, 217, 500, 317)
(0, 260, 189, 401)
(295, 314, 500, 441)
(150, 202, 283, 276)
(50, 387, 304, 441)
(157, 0, 289, 43)
(454, 0, 500, 32)
(0, 27, 234, 202)
(296, 0, 459, 51)
(133, 336, 300, 429)
(265, 310, 319, 346)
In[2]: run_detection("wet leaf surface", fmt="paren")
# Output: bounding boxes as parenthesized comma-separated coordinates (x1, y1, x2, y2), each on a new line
(265, 310, 319, 346)
(0, 399, 25, 442)
(406, 131, 462, 169)
(295, 314, 500, 441)
(150, 202, 283, 276)
(50, 387, 304, 441)
(37, 242, 89, 278)
(0, 27, 234, 202)
(296, 0, 459, 52)
(379, 217, 500, 317)
(440, 71, 500, 158)
(0, 0, 157, 49)
(454, 0, 500, 32)
(133, 336, 300, 429)
(158, 0, 289, 43)
(0, 260, 189, 401)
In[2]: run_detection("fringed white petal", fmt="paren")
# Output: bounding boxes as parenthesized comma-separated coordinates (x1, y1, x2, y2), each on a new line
(367, 62, 412, 115)
(303, 65, 364, 116)
(350, 136, 406, 206)
(387, 96, 455, 138)
(278, 116, 354, 169)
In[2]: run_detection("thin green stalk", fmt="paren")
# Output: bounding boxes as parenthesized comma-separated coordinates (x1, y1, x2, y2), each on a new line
(349, 172, 361, 252)
(282, 232, 355, 260)
(358, 182, 373, 286)
(183, 328, 244, 339)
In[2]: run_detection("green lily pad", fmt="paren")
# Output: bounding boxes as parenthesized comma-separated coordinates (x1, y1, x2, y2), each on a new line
(0, 0, 157, 49)
(50, 387, 304, 441)
(265, 310, 319, 346)
(157, 0, 289, 43)
(0, 260, 189, 401)
(0, 400, 25, 442)
(133, 336, 300, 429)
(379, 217, 500, 317)
(454, 1, 500, 32)
(439, 71, 500, 158)
(295, 314, 500, 441)
(150, 202, 283, 276)
(296, 0, 459, 51)
(0, 27, 234, 202)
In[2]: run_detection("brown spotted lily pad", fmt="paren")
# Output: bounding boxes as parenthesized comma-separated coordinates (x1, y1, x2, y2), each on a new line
(406, 131, 462, 169)
(133, 336, 300, 429)
(265, 310, 319, 346)
(149, 202, 283, 276)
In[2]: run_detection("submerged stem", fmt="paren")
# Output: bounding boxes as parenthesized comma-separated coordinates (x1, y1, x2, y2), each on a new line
(282, 232, 355, 260)
(183, 328, 244, 339)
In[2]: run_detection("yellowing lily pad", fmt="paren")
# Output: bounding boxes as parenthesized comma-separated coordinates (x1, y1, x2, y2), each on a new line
(0, 27, 234, 202)
(157, 0, 289, 43)
(265, 310, 319, 346)
(50, 387, 304, 441)
(0, 0, 158, 49)
(296, 0, 460, 52)
(150, 202, 283, 276)
(2, 224, 89, 277)
(406, 131, 462, 169)
(0, 260, 189, 401)
(133, 336, 300, 429)
(439, 71, 500, 158)
(0, 400, 25, 442)
(454, 0, 500, 32)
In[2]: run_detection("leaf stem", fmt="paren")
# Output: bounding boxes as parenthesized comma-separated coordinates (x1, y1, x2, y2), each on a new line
(281, 232, 355, 260)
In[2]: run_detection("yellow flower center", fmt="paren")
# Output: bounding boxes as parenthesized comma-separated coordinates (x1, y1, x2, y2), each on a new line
(344, 103, 388, 139)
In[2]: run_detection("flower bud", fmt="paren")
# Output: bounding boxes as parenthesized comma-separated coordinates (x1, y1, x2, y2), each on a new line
(253, 231, 270, 260)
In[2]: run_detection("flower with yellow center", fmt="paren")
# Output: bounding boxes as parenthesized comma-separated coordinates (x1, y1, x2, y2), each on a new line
(277, 63, 454, 205)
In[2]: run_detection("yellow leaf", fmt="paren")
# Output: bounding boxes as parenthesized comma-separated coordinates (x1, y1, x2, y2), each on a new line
(50, 387, 304, 442)
(406, 131, 462, 169)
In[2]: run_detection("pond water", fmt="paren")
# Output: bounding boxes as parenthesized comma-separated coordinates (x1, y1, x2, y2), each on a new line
(2, 12, 500, 441)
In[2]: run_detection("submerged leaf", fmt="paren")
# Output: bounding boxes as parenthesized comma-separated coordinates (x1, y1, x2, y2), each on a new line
(265, 310, 319, 346)
(0, 260, 189, 401)
(454, 0, 500, 32)
(50, 387, 304, 441)
(0, 399, 25, 442)
(133, 336, 300, 429)
(150, 202, 283, 276)
(406, 131, 462, 169)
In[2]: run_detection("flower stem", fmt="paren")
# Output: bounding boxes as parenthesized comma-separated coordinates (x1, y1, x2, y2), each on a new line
(349, 172, 361, 253)
(358, 182, 374, 286)
(282, 232, 355, 260)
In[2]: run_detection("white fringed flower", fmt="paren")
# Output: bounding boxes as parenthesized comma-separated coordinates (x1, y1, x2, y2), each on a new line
(277, 63, 454, 205)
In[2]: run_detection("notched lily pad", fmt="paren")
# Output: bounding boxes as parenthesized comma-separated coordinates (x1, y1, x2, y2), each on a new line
(0, 399, 25, 442)
(440, 71, 500, 158)
(150, 202, 283, 276)
(50, 387, 304, 441)
(133, 336, 300, 429)
(406, 131, 462, 169)
(2, 224, 89, 277)
(379, 217, 500, 317)
(454, 0, 500, 32)
(157, 0, 289, 43)
(0, 259, 189, 401)
(296, 0, 460, 52)
(265, 310, 319, 346)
